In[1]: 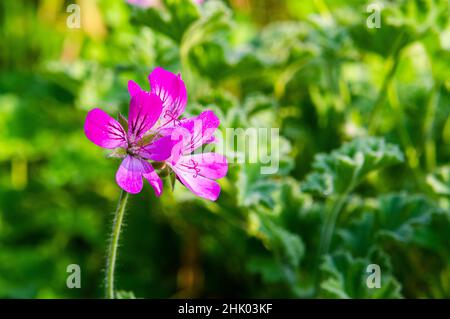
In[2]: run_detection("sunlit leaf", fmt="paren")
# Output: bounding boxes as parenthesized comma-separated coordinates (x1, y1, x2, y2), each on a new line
(427, 166, 450, 196)
(131, 0, 200, 43)
(302, 137, 404, 196)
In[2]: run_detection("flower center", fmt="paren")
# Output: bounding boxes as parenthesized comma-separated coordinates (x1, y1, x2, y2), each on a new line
(126, 144, 140, 156)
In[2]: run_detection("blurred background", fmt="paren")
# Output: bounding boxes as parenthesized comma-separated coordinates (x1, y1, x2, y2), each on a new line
(0, 0, 449, 298)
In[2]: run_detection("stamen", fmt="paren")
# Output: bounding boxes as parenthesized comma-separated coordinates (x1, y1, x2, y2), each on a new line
(160, 109, 181, 128)
(180, 159, 200, 178)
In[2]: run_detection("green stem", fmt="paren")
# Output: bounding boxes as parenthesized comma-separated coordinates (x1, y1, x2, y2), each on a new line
(387, 78, 429, 193)
(368, 55, 401, 134)
(368, 32, 405, 134)
(318, 193, 347, 256)
(105, 190, 129, 299)
(313, 191, 349, 297)
(423, 83, 439, 171)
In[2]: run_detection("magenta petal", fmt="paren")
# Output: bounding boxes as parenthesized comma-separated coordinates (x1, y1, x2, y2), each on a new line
(128, 80, 142, 97)
(142, 165, 163, 197)
(172, 165, 221, 201)
(178, 110, 220, 153)
(177, 153, 228, 179)
(128, 91, 163, 141)
(116, 156, 145, 194)
(149, 67, 187, 127)
(137, 134, 177, 161)
(116, 156, 162, 196)
(84, 108, 127, 149)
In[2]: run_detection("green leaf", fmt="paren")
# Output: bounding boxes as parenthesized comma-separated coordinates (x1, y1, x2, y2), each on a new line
(337, 193, 435, 257)
(414, 208, 450, 263)
(336, 211, 376, 258)
(274, 178, 304, 219)
(375, 193, 434, 243)
(246, 256, 287, 284)
(319, 251, 402, 299)
(427, 166, 450, 196)
(237, 162, 279, 208)
(302, 137, 404, 196)
(234, 113, 293, 208)
(131, 0, 200, 43)
(261, 219, 305, 269)
(348, 0, 449, 57)
(249, 216, 304, 288)
(236, 143, 293, 208)
(182, 0, 232, 67)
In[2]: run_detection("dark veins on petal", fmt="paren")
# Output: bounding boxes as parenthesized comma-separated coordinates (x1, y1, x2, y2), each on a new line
(130, 106, 149, 140)
(108, 122, 126, 141)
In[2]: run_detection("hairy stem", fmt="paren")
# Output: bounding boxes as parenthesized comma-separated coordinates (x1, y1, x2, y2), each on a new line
(105, 190, 129, 299)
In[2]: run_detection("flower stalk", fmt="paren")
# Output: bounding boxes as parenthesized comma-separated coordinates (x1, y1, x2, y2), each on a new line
(105, 190, 129, 299)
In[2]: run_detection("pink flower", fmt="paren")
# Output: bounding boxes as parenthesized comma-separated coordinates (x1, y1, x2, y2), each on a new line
(85, 67, 227, 201)
(166, 110, 228, 201)
(84, 91, 174, 195)
(129, 67, 228, 201)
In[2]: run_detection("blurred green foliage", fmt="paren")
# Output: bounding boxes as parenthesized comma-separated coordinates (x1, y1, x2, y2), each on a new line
(0, 0, 449, 298)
